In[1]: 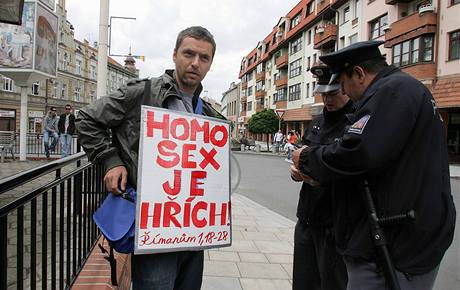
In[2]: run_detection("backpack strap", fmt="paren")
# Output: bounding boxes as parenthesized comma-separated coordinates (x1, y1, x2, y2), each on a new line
(98, 239, 118, 286)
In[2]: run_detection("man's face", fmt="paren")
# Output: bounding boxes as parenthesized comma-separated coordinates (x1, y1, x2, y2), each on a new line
(339, 70, 364, 101)
(321, 90, 349, 112)
(50, 109, 56, 116)
(173, 37, 214, 93)
(65, 106, 71, 114)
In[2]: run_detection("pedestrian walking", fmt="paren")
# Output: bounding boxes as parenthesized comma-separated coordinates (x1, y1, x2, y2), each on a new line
(43, 106, 59, 158)
(290, 63, 351, 290)
(58, 104, 76, 157)
(274, 130, 284, 153)
(77, 26, 222, 290)
(292, 40, 456, 290)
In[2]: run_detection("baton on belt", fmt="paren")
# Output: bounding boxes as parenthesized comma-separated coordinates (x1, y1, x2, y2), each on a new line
(362, 180, 416, 290)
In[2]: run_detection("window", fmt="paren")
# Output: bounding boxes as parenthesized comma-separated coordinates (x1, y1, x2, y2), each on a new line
(53, 81, 58, 98)
(290, 12, 301, 29)
(307, 56, 311, 70)
(248, 101, 253, 111)
(275, 88, 287, 102)
(307, 1, 314, 15)
(450, 30, 460, 60)
(247, 86, 253, 96)
(289, 83, 301, 101)
(90, 64, 96, 79)
(74, 86, 81, 101)
(273, 93, 277, 104)
(392, 35, 434, 67)
(290, 58, 302, 78)
(340, 36, 345, 48)
(313, 53, 317, 64)
(369, 14, 388, 40)
(247, 71, 253, 81)
(256, 81, 265, 91)
(343, 7, 350, 24)
(291, 36, 303, 54)
(312, 81, 316, 92)
(2, 77, 13, 91)
(61, 84, 67, 99)
(76, 58, 82, 75)
(308, 30, 312, 45)
(350, 33, 358, 44)
(257, 63, 265, 73)
(354, 0, 360, 18)
(32, 82, 39, 95)
(306, 83, 310, 98)
(453, 0, 460, 5)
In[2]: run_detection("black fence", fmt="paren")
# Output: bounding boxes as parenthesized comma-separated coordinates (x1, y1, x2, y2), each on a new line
(13, 133, 79, 157)
(0, 151, 105, 289)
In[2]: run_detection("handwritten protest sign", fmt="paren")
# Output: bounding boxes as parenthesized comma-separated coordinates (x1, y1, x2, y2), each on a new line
(135, 105, 232, 254)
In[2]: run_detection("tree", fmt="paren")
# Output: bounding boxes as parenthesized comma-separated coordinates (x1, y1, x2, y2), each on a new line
(248, 109, 279, 150)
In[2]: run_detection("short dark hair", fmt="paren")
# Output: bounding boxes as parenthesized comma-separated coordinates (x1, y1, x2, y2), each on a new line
(65, 104, 71, 109)
(50, 106, 56, 111)
(175, 26, 216, 57)
(344, 57, 388, 78)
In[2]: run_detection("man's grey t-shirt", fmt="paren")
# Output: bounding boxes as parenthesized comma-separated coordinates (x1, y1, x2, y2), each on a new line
(165, 92, 195, 113)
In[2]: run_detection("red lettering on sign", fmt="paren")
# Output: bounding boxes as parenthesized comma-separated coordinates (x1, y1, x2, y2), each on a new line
(162, 170, 182, 197)
(210, 125, 228, 147)
(171, 118, 190, 141)
(182, 144, 197, 168)
(157, 140, 179, 168)
(163, 201, 182, 228)
(146, 111, 169, 138)
(192, 201, 208, 228)
(190, 119, 210, 143)
(199, 148, 220, 170)
(190, 171, 207, 196)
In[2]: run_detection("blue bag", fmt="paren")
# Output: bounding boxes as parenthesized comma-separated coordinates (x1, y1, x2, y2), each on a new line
(93, 186, 136, 253)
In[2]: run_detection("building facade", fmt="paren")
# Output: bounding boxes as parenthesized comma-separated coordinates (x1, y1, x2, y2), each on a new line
(221, 82, 240, 139)
(237, 0, 460, 159)
(0, 0, 138, 133)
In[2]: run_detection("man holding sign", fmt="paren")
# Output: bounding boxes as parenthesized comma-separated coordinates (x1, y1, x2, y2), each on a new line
(76, 26, 224, 290)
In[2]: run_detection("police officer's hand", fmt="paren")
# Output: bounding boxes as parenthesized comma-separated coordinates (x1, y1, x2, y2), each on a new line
(290, 165, 304, 182)
(104, 166, 128, 195)
(292, 146, 308, 169)
(290, 165, 320, 186)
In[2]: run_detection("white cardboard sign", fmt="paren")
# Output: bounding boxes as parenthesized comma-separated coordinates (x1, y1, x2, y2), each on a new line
(135, 105, 232, 254)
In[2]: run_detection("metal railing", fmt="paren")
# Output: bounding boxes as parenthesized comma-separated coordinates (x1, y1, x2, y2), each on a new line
(0, 150, 105, 290)
(13, 133, 79, 157)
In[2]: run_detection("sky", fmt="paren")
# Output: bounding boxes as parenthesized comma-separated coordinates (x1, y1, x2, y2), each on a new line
(65, 0, 300, 102)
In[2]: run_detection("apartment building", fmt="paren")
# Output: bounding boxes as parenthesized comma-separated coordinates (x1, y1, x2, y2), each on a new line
(237, 0, 460, 159)
(0, 0, 138, 132)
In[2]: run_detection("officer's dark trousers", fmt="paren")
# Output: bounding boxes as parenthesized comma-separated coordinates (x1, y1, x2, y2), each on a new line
(344, 256, 439, 290)
(132, 250, 204, 290)
(293, 220, 347, 290)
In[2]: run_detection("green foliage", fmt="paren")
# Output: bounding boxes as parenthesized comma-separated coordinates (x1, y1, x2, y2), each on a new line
(248, 109, 279, 134)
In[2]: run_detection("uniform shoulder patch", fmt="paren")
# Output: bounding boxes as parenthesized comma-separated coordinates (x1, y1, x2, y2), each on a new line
(348, 114, 371, 135)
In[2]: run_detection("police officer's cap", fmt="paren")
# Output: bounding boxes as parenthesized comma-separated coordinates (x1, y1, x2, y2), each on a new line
(310, 63, 340, 94)
(319, 40, 385, 84)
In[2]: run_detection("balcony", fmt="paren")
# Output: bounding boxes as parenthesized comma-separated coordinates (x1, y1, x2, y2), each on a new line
(255, 90, 266, 99)
(275, 54, 288, 70)
(256, 104, 264, 112)
(256, 71, 265, 81)
(386, 0, 413, 4)
(240, 95, 247, 103)
(313, 23, 338, 49)
(275, 76, 288, 89)
(241, 81, 248, 90)
(385, 11, 437, 47)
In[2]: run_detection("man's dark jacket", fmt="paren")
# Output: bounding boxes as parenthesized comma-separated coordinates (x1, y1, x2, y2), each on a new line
(297, 100, 354, 226)
(76, 70, 221, 186)
(298, 66, 456, 274)
(58, 113, 76, 135)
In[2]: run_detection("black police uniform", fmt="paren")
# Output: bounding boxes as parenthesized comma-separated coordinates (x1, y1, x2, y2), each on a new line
(298, 42, 456, 278)
(294, 99, 353, 290)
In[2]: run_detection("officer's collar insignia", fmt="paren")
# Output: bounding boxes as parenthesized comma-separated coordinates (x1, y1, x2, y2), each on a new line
(348, 114, 371, 135)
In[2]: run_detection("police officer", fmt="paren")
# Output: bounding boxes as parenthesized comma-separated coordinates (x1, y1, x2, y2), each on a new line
(290, 63, 352, 290)
(292, 41, 456, 289)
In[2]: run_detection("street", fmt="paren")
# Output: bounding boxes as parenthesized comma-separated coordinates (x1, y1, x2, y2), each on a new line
(233, 152, 460, 290)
